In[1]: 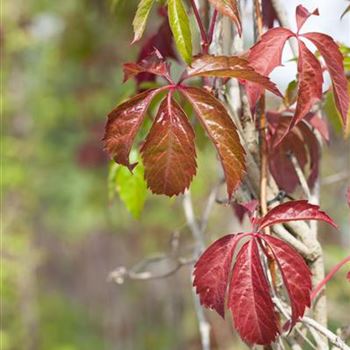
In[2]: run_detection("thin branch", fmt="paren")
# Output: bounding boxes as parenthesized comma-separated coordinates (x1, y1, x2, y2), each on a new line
(311, 255, 350, 301)
(290, 154, 311, 200)
(183, 189, 211, 350)
(107, 254, 196, 283)
(273, 298, 350, 350)
(200, 184, 220, 233)
(302, 317, 350, 350)
(183, 190, 204, 252)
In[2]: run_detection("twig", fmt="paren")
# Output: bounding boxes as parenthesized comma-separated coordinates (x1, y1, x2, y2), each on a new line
(183, 190, 204, 252)
(302, 317, 350, 350)
(290, 154, 311, 200)
(200, 184, 220, 233)
(311, 255, 350, 301)
(321, 171, 349, 185)
(107, 254, 196, 283)
(183, 189, 211, 350)
(273, 298, 350, 350)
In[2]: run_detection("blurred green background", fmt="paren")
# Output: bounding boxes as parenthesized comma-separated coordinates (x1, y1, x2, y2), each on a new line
(2, 1, 349, 349)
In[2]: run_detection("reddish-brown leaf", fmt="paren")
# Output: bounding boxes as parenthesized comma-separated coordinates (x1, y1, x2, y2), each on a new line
(303, 32, 349, 126)
(141, 95, 197, 196)
(261, 235, 312, 329)
(347, 271, 350, 282)
(186, 54, 282, 98)
(228, 239, 279, 345)
(123, 50, 169, 83)
(103, 89, 162, 170)
(193, 234, 242, 318)
(180, 86, 246, 199)
(256, 200, 337, 231)
(208, 0, 241, 35)
(292, 40, 323, 130)
(295, 5, 319, 33)
(246, 28, 294, 107)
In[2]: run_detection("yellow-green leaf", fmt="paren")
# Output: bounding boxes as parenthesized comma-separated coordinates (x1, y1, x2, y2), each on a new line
(132, 0, 155, 43)
(168, 0, 192, 64)
(109, 154, 148, 218)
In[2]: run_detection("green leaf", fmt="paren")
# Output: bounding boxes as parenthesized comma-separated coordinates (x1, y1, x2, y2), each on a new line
(168, 0, 192, 64)
(132, 0, 155, 43)
(109, 154, 148, 219)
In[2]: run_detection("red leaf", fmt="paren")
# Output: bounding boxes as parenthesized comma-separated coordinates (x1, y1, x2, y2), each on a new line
(194, 232, 314, 345)
(261, 235, 311, 329)
(256, 200, 337, 231)
(123, 50, 169, 83)
(232, 200, 259, 223)
(228, 238, 279, 345)
(267, 114, 320, 193)
(347, 271, 350, 282)
(141, 94, 197, 196)
(180, 86, 246, 199)
(303, 32, 349, 126)
(208, 0, 241, 35)
(193, 234, 242, 318)
(262, 0, 280, 29)
(103, 88, 162, 170)
(246, 28, 294, 108)
(291, 40, 323, 130)
(295, 5, 319, 33)
(187, 54, 282, 98)
(304, 112, 329, 142)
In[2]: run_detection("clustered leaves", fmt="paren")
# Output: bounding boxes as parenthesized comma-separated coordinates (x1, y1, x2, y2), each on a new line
(104, 1, 349, 346)
(246, 5, 349, 140)
(193, 201, 337, 345)
(104, 50, 280, 197)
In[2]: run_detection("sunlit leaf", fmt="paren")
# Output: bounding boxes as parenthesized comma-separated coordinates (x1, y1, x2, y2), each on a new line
(103, 88, 163, 170)
(295, 5, 319, 33)
(186, 54, 282, 97)
(180, 86, 245, 199)
(256, 200, 337, 231)
(303, 32, 349, 126)
(168, 0, 192, 64)
(132, 0, 156, 43)
(246, 28, 294, 108)
(291, 40, 323, 129)
(141, 94, 197, 196)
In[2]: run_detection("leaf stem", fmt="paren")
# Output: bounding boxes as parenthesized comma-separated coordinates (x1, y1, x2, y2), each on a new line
(189, 0, 209, 53)
(310, 255, 350, 301)
(207, 9, 218, 48)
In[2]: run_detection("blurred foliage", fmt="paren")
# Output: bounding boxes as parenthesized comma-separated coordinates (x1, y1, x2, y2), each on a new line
(3, 1, 350, 350)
